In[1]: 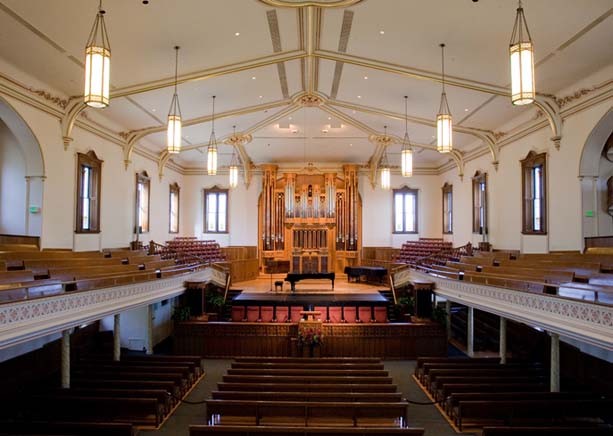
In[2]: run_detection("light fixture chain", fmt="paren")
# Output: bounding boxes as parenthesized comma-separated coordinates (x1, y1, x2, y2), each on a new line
(173, 46, 179, 95)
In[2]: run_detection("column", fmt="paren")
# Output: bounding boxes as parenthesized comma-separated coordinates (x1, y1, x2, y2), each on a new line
(467, 306, 474, 357)
(550, 332, 560, 392)
(147, 304, 154, 355)
(61, 329, 70, 389)
(113, 313, 121, 362)
(445, 300, 452, 341)
(499, 317, 507, 364)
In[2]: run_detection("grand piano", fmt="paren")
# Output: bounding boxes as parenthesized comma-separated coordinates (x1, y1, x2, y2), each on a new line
(284, 272, 335, 292)
(344, 266, 388, 284)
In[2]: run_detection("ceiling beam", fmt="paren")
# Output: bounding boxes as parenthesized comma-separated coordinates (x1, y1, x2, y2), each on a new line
(315, 49, 510, 97)
(329, 99, 499, 166)
(123, 99, 292, 168)
(110, 50, 307, 99)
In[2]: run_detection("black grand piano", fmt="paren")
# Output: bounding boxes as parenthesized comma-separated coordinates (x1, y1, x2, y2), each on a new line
(344, 266, 388, 284)
(284, 272, 335, 292)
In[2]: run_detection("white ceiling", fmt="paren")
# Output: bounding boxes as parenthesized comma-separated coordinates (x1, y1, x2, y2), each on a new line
(0, 0, 611, 171)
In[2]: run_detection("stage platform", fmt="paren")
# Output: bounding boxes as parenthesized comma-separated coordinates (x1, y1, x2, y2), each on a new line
(235, 273, 387, 294)
(232, 291, 388, 306)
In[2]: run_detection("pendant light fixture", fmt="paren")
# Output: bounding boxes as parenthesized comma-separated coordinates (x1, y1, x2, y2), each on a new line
(207, 96, 218, 176)
(380, 126, 391, 190)
(166, 46, 182, 154)
(509, 0, 535, 105)
(228, 126, 239, 188)
(84, 0, 111, 108)
(401, 96, 413, 177)
(436, 43, 452, 154)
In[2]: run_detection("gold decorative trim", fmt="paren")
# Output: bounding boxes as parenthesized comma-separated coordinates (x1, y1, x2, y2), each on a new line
(28, 88, 68, 109)
(295, 93, 325, 106)
(258, 0, 363, 8)
(224, 133, 253, 146)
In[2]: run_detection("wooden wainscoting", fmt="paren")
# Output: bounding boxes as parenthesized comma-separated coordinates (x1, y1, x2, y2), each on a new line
(173, 322, 446, 359)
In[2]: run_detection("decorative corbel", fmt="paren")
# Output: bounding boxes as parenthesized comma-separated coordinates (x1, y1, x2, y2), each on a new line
(60, 98, 87, 150)
(367, 132, 392, 189)
(534, 95, 563, 149)
(224, 132, 254, 188)
(158, 150, 170, 181)
(450, 150, 465, 181)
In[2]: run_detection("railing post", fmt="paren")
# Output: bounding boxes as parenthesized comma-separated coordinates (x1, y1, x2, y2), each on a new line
(61, 329, 71, 389)
(146, 304, 154, 355)
(445, 300, 452, 341)
(113, 313, 121, 361)
(467, 306, 474, 357)
(550, 332, 560, 392)
(499, 317, 507, 364)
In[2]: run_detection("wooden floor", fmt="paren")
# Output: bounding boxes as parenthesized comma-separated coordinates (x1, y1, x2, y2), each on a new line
(236, 274, 387, 294)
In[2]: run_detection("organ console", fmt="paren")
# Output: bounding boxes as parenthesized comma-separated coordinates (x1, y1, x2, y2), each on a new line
(259, 164, 361, 274)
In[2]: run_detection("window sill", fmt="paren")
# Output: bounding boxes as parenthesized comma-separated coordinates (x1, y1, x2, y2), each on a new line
(521, 231, 548, 236)
(392, 231, 418, 235)
(75, 230, 101, 234)
(203, 232, 229, 234)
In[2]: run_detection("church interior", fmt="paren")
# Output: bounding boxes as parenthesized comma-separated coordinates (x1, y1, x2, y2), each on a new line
(0, 0, 612, 435)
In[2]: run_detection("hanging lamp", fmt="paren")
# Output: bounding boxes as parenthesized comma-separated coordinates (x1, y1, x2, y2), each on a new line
(401, 96, 413, 177)
(436, 43, 453, 153)
(84, 0, 111, 108)
(510, 0, 535, 105)
(228, 126, 239, 188)
(166, 46, 182, 154)
(207, 96, 218, 175)
(380, 126, 391, 190)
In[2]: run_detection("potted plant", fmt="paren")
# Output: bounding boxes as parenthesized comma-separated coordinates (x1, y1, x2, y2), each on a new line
(298, 326, 323, 357)
(206, 290, 226, 321)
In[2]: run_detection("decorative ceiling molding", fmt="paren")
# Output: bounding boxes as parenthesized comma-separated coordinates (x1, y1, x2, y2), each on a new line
(258, 0, 363, 8)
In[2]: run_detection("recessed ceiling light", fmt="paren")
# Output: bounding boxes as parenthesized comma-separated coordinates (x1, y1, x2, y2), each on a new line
(151, 108, 156, 112)
(288, 116, 292, 120)
(252, 76, 256, 80)
(349, 143, 353, 147)
(328, 117, 331, 120)
(259, 95, 263, 99)
(357, 95, 362, 99)
(322, 129, 328, 133)
(379, 30, 385, 35)
(234, 32, 240, 36)
(291, 129, 298, 133)
(352, 110, 356, 114)
(464, 108, 469, 112)
(431, 135, 435, 138)
(364, 76, 368, 80)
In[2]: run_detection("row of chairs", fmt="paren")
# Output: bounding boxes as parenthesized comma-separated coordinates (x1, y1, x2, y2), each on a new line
(230, 306, 388, 323)
(396, 240, 452, 264)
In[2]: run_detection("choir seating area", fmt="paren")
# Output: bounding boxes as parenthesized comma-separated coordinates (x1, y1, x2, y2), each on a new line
(414, 250, 613, 304)
(1, 352, 204, 434)
(189, 357, 424, 436)
(395, 239, 453, 265)
(0, 247, 208, 303)
(156, 237, 226, 264)
(414, 357, 613, 434)
(230, 305, 388, 323)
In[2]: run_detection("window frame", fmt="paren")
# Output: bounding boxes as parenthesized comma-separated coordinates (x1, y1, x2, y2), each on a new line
(204, 187, 229, 234)
(135, 171, 151, 234)
(472, 171, 488, 234)
(521, 151, 547, 235)
(392, 187, 419, 234)
(75, 150, 102, 234)
(169, 182, 180, 234)
(442, 182, 453, 235)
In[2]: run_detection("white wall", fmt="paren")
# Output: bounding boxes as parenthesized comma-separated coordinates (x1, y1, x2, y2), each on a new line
(360, 174, 442, 248)
(0, 120, 26, 235)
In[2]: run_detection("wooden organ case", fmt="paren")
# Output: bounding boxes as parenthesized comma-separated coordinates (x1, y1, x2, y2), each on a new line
(258, 164, 362, 274)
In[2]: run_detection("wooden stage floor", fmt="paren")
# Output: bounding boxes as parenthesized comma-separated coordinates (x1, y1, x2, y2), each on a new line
(235, 273, 388, 294)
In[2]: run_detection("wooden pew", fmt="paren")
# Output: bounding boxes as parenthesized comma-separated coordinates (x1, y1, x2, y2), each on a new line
(482, 426, 613, 436)
(56, 387, 173, 414)
(437, 383, 548, 402)
(234, 357, 381, 364)
(25, 395, 162, 426)
(217, 383, 399, 393)
(433, 376, 548, 401)
(74, 363, 195, 384)
(419, 362, 541, 384)
(231, 362, 385, 370)
(414, 356, 504, 378)
(0, 270, 34, 284)
(80, 357, 202, 378)
(0, 420, 134, 436)
(221, 375, 394, 385)
(23, 258, 125, 275)
(119, 354, 204, 375)
(205, 399, 407, 427)
(72, 368, 188, 392)
(189, 425, 424, 435)
(456, 399, 613, 431)
(226, 369, 389, 377)
(426, 368, 545, 392)
(211, 391, 404, 402)
(71, 377, 181, 397)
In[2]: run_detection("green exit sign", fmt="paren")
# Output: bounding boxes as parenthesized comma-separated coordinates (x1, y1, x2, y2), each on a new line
(585, 210, 594, 217)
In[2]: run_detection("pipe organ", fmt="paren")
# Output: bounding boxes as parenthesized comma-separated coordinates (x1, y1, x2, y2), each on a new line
(259, 164, 361, 273)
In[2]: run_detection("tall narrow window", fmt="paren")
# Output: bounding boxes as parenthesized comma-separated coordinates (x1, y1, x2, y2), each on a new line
(204, 187, 228, 233)
(472, 171, 487, 234)
(135, 171, 150, 233)
(521, 151, 547, 234)
(169, 182, 180, 233)
(393, 187, 418, 234)
(442, 183, 453, 234)
(76, 151, 102, 233)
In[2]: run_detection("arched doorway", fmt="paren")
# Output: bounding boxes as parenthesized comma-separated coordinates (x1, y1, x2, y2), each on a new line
(0, 96, 45, 238)
(579, 109, 613, 243)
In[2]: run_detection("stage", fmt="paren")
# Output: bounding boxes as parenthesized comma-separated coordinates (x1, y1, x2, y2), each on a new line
(235, 273, 386, 294)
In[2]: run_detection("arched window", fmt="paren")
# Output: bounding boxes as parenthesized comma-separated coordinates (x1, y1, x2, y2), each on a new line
(442, 183, 453, 234)
(472, 171, 487, 234)
(204, 186, 228, 233)
(135, 171, 150, 233)
(169, 182, 180, 233)
(521, 151, 547, 234)
(75, 150, 102, 233)
(393, 186, 418, 234)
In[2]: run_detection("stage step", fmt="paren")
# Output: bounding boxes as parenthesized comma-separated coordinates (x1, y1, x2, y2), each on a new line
(378, 290, 399, 323)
